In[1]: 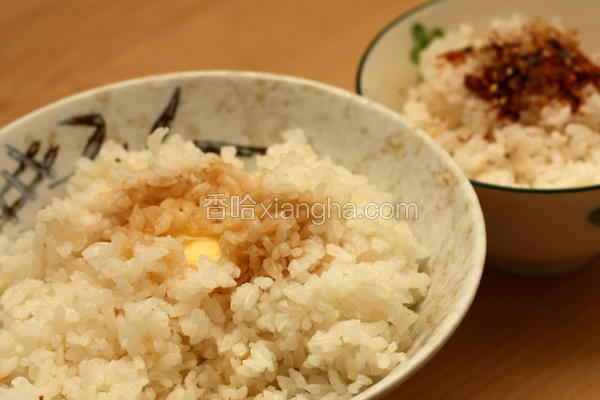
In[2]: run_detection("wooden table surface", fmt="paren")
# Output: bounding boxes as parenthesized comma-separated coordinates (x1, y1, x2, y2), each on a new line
(1, 1, 599, 399)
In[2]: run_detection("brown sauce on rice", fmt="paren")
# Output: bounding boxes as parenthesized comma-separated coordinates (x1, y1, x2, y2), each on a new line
(441, 20, 600, 122)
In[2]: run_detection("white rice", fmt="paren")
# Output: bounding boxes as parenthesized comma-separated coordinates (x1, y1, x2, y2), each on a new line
(402, 16, 600, 188)
(0, 129, 429, 399)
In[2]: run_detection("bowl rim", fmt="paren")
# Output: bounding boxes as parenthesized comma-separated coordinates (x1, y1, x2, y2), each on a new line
(355, 0, 600, 195)
(0, 70, 486, 398)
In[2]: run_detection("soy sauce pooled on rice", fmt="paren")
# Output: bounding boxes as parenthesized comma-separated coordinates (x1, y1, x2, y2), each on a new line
(0, 129, 430, 400)
(402, 17, 600, 188)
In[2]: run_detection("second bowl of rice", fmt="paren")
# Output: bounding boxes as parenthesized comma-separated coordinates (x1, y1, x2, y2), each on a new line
(357, 0, 600, 274)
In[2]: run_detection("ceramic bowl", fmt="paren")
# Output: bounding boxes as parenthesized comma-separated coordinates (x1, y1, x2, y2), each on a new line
(356, 0, 600, 275)
(0, 71, 485, 398)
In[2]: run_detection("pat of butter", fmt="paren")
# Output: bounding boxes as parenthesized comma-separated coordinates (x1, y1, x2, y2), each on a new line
(180, 236, 221, 265)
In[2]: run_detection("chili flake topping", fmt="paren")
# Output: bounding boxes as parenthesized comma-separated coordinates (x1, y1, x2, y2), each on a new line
(441, 20, 600, 121)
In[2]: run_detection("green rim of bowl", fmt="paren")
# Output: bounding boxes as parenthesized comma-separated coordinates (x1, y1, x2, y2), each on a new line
(355, 0, 600, 195)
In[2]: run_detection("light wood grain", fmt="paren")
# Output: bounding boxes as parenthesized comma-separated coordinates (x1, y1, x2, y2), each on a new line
(1, 1, 599, 399)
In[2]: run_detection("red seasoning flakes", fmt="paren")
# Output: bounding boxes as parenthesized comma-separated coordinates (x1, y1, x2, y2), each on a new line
(441, 45, 474, 65)
(440, 20, 600, 121)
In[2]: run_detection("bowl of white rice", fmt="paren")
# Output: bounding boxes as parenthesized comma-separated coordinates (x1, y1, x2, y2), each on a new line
(357, 0, 600, 275)
(0, 71, 485, 399)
